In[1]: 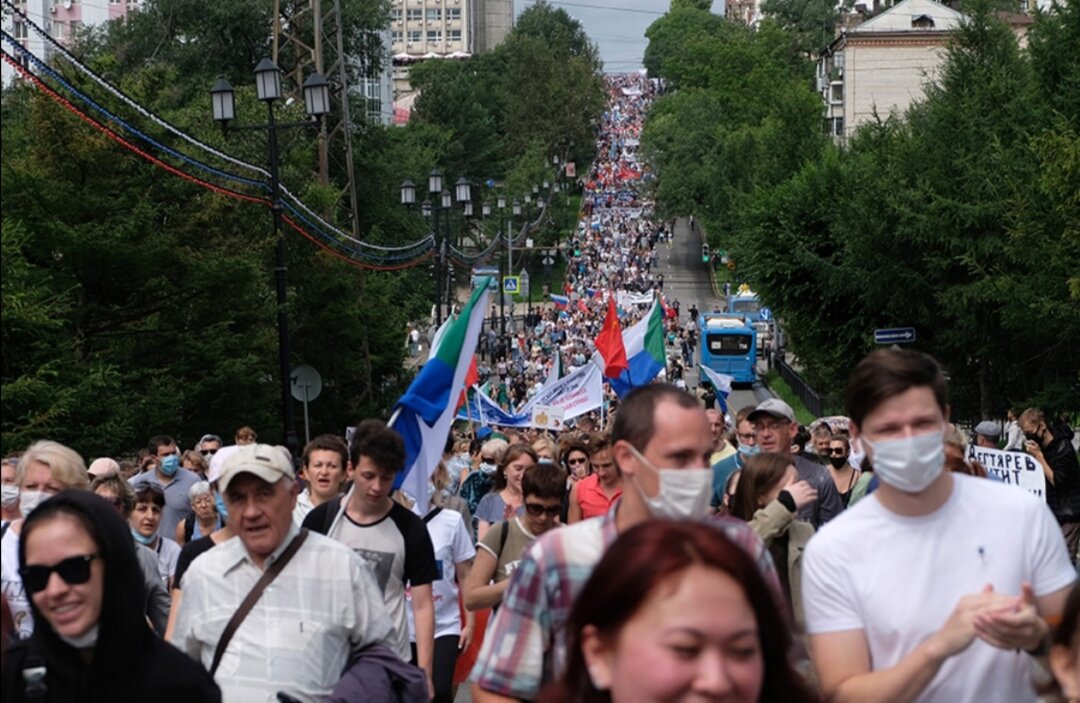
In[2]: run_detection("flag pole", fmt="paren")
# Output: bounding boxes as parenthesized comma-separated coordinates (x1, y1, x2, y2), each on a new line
(388, 407, 402, 429)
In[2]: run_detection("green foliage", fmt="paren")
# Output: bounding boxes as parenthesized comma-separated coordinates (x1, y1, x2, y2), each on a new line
(409, 0, 605, 182)
(759, 0, 852, 57)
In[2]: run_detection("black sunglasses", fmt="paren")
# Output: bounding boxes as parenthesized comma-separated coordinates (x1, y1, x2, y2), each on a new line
(828, 448, 847, 456)
(566, 457, 588, 465)
(524, 503, 562, 517)
(20, 554, 99, 594)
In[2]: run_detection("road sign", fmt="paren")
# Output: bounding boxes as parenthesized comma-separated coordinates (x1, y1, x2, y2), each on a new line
(542, 256, 555, 266)
(503, 276, 520, 294)
(760, 307, 772, 321)
(874, 327, 916, 344)
(290, 365, 323, 445)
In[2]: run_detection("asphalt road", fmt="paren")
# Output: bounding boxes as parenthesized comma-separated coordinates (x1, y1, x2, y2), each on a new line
(655, 217, 772, 412)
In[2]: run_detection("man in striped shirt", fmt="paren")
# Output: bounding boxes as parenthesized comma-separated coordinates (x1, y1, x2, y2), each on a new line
(470, 384, 782, 702)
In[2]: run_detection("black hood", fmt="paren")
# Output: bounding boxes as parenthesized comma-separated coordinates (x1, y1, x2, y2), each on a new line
(18, 489, 149, 680)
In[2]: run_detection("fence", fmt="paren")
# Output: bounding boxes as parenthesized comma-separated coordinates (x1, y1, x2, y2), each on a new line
(776, 357, 834, 419)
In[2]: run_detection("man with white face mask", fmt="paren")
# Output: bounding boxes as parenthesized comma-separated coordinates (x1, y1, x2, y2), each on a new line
(803, 349, 1076, 703)
(470, 384, 782, 703)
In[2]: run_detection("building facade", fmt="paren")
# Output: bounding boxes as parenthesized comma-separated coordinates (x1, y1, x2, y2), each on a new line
(816, 0, 965, 141)
(3, 0, 140, 87)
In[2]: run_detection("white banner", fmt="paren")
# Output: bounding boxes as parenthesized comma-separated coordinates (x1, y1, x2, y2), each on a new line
(617, 289, 654, 309)
(519, 362, 604, 423)
(967, 445, 1046, 501)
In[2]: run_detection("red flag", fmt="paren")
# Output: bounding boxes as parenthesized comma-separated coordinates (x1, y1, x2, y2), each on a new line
(578, 298, 589, 314)
(456, 355, 479, 410)
(594, 296, 628, 379)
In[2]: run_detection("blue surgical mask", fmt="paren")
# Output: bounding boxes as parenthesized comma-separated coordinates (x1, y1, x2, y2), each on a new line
(214, 492, 229, 520)
(738, 444, 760, 457)
(159, 454, 179, 477)
(131, 528, 155, 545)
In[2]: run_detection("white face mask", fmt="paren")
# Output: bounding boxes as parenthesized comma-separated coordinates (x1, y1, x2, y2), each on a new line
(1, 484, 18, 508)
(627, 446, 712, 519)
(864, 429, 946, 494)
(19, 490, 52, 519)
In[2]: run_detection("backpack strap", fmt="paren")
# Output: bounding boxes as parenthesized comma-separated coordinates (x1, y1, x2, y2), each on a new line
(422, 507, 442, 525)
(321, 496, 342, 535)
(0, 521, 9, 540)
(184, 513, 195, 542)
(209, 529, 309, 677)
(498, 520, 509, 556)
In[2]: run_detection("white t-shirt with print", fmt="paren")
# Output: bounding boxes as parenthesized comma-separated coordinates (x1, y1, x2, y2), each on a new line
(407, 507, 476, 641)
(803, 473, 1076, 703)
(1, 527, 32, 638)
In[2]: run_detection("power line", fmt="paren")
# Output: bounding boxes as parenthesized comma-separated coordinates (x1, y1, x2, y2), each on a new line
(521, 0, 665, 16)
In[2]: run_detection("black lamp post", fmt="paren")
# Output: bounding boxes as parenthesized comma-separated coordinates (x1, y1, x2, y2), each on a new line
(211, 59, 331, 456)
(400, 171, 471, 326)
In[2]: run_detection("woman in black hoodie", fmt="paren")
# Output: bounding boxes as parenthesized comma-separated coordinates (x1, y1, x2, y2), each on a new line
(1, 490, 220, 702)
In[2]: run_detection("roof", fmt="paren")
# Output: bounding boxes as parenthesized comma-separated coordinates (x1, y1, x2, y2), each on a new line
(850, 0, 966, 33)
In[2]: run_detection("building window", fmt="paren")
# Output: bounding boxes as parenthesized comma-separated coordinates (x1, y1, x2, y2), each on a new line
(390, 8, 401, 19)
(392, 30, 403, 42)
(446, 7, 461, 20)
(13, 21, 28, 39)
(408, 30, 422, 43)
(448, 29, 462, 41)
(426, 8, 441, 20)
(52, 21, 64, 40)
(406, 8, 422, 20)
(829, 83, 843, 104)
(426, 30, 442, 42)
(833, 117, 844, 136)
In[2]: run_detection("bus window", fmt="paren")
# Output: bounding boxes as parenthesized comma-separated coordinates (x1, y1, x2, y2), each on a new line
(732, 300, 760, 315)
(707, 334, 751, 355)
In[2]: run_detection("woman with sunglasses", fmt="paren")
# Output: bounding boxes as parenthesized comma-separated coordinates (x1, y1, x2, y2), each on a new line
(824, 431, 860, 507)
(1, 490, 220, 701)
(1, 442, 89, 640)
(464, 463, 566, 612)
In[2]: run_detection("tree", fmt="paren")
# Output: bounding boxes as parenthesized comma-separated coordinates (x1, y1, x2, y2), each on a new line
(759, 0, 851, 57)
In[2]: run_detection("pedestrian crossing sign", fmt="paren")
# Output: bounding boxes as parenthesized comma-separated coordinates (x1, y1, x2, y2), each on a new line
(503, 276, 520, 294)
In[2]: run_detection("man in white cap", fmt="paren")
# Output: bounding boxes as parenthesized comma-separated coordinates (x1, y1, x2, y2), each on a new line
(748, 398, 844, 527)
(87, 457, 120, 478)
(173, 443, 394, 701)
(973, 421, 1000, 449)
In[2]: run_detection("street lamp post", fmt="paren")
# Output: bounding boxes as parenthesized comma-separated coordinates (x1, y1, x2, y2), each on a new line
(211, 59, 331, 456)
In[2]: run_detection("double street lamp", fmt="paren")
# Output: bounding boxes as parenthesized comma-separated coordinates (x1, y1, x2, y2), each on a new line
(210, 59, 331, 455)
(400, 171, 472, 326)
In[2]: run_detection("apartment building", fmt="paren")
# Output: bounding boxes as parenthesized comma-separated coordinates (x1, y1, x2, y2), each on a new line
(389, 0, 512, 99)
(3, 0, 140, 86)
(816, 0, 965, 140)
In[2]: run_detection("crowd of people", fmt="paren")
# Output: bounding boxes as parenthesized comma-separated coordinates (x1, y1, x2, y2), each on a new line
(473, 73, 699, 413)
(2, 73, 1079, 703)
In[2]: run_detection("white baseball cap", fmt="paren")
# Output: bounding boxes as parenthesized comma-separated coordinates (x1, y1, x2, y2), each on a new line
(215, 444, 294, 492)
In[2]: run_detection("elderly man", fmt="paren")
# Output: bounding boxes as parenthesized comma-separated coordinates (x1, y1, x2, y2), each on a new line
(706, 408, 736, 465)
(173, 444, 394, 701)
(749, 398, 844, 527)
(973, 421, 1000, 449)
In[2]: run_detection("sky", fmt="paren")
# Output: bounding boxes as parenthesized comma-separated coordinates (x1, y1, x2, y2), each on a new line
(515, 0, 725, 73)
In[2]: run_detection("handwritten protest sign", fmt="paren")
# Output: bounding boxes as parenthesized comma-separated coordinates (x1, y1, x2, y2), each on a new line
(966, 445, 1046, 501)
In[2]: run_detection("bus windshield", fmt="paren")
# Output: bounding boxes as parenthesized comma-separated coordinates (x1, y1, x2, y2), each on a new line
(732, 299, 760, 314)
(707, 334, 752, 355)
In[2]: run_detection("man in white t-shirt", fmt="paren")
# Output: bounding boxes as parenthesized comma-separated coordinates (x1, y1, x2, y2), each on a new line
(802, 348, 1076, 703)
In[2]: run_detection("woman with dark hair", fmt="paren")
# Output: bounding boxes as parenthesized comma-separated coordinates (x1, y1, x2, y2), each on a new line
(1047, 583, 1080, 703)
(729, 453, 815, 630)
(0, 490, 220, 702)
(474, 444, 538, 541)
(539, 520, 818, 703)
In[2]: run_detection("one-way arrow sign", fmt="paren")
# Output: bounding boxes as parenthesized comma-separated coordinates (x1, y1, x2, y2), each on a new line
(874, 327, 916, 344)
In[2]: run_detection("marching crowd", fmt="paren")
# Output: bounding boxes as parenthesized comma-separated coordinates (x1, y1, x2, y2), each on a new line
(474, 73, 698, 413)
(1, 73, 1078, 703)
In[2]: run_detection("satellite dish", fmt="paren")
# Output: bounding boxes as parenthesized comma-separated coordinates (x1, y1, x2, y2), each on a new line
(290, 365, 323, 402)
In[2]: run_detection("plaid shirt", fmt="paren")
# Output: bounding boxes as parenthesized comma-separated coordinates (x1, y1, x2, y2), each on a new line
(471, 504, 782, 699)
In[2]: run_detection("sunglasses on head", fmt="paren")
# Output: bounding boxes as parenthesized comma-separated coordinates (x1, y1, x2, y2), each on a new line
(20, 554, 98, 594)
(524, 502, 562, 517)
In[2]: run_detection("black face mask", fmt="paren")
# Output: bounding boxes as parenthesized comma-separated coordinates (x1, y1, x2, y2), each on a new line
(1025, 429, 1044, 444)
(829, 455, 848, 470)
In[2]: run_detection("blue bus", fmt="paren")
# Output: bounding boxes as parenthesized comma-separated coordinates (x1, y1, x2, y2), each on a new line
(727, 285, 762, 323)
(698, 313, 757, 385)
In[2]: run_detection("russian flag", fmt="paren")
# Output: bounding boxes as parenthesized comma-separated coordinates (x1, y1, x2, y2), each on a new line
(391, 281, 491, 514)
(550, 294, 569, 310)
(606, 300, 667, 398)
